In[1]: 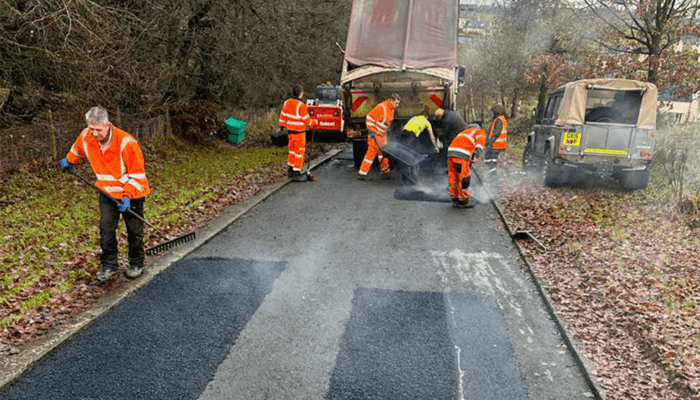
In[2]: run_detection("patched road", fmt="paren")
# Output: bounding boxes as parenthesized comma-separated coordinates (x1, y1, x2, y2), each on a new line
(1, 145, 593, 399)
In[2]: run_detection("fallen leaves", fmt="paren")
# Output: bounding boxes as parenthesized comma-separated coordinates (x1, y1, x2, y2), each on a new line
(499, 176, 700, 399)
(0, 142, 336, 350)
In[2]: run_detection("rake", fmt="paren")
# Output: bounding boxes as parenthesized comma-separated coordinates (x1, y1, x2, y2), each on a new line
(67, 168, 196, 256)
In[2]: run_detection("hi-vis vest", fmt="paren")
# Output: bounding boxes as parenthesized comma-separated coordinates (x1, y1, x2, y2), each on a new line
(279, 98, 315, 133)
(67, 125, 150, 200)
(448, 127, 486, 160)
(488, 115, 508, 150)
(366, 100, 395, 138)
(403, 115, 432, 137)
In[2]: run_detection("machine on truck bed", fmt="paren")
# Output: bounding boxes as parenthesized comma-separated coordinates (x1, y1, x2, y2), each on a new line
(341, 0, 464, 168)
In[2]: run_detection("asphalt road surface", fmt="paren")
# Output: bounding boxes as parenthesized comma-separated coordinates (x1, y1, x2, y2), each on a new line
(0, 145, 594, 399)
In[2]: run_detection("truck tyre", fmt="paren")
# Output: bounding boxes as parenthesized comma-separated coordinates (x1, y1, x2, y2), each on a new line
(542, 147, 568, 187)
(352, 139, 368, 170)
(620, 169, 650, 190)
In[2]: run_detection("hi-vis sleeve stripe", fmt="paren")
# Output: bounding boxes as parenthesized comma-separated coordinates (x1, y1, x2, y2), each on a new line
(448, 147, 472, 158)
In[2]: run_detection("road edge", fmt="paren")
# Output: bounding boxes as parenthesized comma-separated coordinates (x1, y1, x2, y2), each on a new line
(0, 147, 344, 393)
(476, 175, 607, 400)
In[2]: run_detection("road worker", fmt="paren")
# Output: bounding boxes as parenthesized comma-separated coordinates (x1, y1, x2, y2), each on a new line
(447, 123, 486, 208)
(402, 109, 440, 155)
(484, 104, 508, 180)
(357, 93, 401, 181)
(59, 106, 150, 281)
(434, 108, 469, 145)
(279, 85, 317, 182)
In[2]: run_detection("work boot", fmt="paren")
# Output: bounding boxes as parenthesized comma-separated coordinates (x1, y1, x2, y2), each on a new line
(126, 266, 143, 279)
(287, 166, 293, 177)
(357, 173, 371, 181)
(291, 171, 308, 182)
(455, 199, 476, 209)
(451, 198, 459, 208)
(96, 268, 117, 282)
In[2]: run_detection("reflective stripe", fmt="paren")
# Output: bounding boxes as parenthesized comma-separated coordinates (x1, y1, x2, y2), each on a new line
(104, 186, 123, 193)
(448, 148, 472, 159)
(367, 102, 391, 135)
(96, 174, 118, 181)
(126, 179, 144, 192)
(279, 99, 310, 132)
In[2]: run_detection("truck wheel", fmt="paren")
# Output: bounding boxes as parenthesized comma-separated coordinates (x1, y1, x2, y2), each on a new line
(542, 148, 568, 188)
(352, 139, 368, 170)
(620, 169, 650, 190)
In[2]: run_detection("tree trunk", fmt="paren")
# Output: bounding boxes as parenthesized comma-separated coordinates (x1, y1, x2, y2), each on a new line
(536, 66, 548, 121)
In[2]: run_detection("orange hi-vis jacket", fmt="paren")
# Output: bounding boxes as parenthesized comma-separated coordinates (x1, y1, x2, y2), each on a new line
(448, 126, 486, 160)
(279, 98, 316, 133)
(67, 125, 150, 200)
(366, 100, 395, 140)
(488, 115, 508, 150)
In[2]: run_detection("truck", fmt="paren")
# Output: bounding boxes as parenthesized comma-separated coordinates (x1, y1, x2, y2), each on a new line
(340, 0, 464, 168)
(522, 78, 658, 190)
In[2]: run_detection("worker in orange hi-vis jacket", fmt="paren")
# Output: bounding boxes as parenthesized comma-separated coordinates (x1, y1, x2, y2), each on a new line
(484, 104, 508, 180)
(357, 93, 401, 181)
(59, 106, 150, 282)
(279, 85, 317, 182)
(447, 123, 486, 209)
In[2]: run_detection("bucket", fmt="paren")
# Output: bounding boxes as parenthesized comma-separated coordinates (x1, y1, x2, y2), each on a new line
(225, 117, 247, 144)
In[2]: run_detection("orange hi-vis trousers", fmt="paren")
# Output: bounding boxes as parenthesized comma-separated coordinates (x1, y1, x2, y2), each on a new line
(447, 156, 472, 201)
(358, 135, 390, 176)
(288, 132, 306, 171)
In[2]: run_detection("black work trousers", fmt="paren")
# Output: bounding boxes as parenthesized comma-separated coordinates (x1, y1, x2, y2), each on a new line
(99, 194, 145, 272)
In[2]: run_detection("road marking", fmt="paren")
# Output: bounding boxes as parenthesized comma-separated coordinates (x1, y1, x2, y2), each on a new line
(432, 249, 534, 342)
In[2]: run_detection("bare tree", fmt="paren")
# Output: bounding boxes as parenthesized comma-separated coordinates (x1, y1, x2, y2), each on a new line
(575, 0, 700, 85)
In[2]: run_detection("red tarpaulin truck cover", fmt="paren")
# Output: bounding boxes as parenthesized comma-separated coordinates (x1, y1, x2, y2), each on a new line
(344, 0, 459, 70)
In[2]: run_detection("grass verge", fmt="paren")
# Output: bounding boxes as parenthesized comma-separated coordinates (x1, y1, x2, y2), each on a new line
(0, 109, 323, 346)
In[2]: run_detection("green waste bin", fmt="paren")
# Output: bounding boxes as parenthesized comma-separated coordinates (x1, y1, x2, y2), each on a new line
(225, 117, 247, 144)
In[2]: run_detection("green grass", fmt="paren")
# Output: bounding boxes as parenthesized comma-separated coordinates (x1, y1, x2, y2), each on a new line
(0, 110, 288, 331)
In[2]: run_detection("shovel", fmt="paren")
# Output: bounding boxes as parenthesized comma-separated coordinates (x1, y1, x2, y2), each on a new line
(67, 168, 196, 256)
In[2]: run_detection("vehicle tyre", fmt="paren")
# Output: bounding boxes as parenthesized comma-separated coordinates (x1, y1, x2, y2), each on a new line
(352, 139, 368, 170)
(620, 169, 649, 190)
(521, 141, 538, 173)
(542, 147, 568, 187)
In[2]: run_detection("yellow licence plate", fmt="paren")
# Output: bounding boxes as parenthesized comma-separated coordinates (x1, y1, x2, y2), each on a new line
(563, 132, 581, 146)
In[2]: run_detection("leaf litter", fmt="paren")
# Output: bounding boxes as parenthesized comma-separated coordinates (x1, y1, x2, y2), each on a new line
(498, 175, 699, 400)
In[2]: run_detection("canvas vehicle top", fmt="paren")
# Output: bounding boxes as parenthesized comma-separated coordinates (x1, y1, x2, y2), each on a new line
(523, 78, 658, 190)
